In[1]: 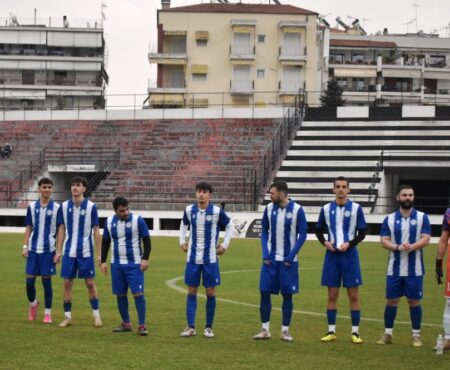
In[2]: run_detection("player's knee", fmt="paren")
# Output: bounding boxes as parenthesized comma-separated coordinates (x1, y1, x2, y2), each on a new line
(328, 291, 339, 302)
(205, 288, 216, 297)
(407, 299, 421, 307)
(133, 292, 143, 298)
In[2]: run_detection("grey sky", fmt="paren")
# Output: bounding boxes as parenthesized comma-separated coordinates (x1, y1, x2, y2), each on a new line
(1, 0, 450, 106)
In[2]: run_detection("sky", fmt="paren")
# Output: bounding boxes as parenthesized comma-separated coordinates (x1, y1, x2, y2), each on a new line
(1, 0, 450, 106)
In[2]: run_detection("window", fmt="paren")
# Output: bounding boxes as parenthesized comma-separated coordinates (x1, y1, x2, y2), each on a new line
(429, 55, 446, 68)
(257, 34, 266, 43)
(352, 53, 365, 63)
(22, 71, 35, 85)
(192, 74, 207, 81)
(196, 39, 207, 47)
(257, 69, 265, 79)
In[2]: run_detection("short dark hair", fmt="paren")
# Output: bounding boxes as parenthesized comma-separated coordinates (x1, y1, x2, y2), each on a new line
(397, 184, 414, 195)
(334, 176, 350, 187)
(196, 182, 213, 193)
(269, 181, 288, 194)
(38, 177, 53, 187)
(112, 196, 129, 211)
(70, 176, 87, 187)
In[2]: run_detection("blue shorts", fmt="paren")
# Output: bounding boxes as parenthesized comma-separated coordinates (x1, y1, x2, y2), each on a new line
(184, 262, 220, 288)
(61, 255, 95, 279)
(259, 261, 299, 295)
(321, 251, 362, 288)
(26, 251, 56, 276)
(111, 263, 144, 295)
(386, 275, 423, 300)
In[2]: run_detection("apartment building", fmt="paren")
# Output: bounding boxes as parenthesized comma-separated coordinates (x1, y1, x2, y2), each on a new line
(148, 0, 319, 108)
(326, 28, 450, 105)
(0, 16, 108, 110)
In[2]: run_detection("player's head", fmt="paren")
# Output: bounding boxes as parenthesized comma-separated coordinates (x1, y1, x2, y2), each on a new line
(37, 177, 53, 198)
(70, 176, 87, 197)
(333, 176, 350, 200)
(396, 184, 414, 209)
(269, 181, 288, 204)
(113, 196, 130, 220)
(195, 182, 213, 205)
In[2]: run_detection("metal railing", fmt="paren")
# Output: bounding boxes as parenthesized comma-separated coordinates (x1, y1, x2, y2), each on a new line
(2, 148, 120, 206)
(368, 150, 384, 213)
(248, 90, 305, 209)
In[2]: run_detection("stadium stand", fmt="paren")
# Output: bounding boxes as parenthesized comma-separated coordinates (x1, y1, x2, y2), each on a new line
(271, 120, 450, 214)
(0, 118, 280, 210)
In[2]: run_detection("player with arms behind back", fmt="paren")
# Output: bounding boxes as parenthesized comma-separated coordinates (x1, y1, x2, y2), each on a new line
(179, 182, 233, 338)
(22, 177, 60, 323)
(377, 185, 430, 347)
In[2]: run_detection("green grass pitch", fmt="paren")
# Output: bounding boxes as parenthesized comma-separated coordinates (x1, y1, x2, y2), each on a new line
(0, 233, 448, 369)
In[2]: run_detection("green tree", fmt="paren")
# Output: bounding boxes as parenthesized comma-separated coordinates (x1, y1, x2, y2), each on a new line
(320, 79, 345, 106)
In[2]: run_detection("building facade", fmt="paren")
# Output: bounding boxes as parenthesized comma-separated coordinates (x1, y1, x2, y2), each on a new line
(325, 29, 450, 106)
(148, 1, 319, 108)
(0, 16, 108, 110)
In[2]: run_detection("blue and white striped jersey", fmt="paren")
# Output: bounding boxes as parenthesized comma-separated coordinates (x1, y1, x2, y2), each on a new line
(57, 198, 99, 258)
(180, 203, 233, 264)
(261, 200, 307, 262)
(25, 200, 60, 253)
(103, 213, 150, 264)
(380, 208, 431, 277)
(317, 200, 367, 250)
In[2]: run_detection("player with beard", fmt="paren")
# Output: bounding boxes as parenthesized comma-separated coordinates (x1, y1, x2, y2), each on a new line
(377, 185, 431, 347)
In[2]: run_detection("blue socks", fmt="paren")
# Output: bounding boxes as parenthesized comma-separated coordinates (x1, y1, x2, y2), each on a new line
(63, 300, 72, 314)
(206, 296, 216, 328)
(41, 278, 52, 309)
(384, 305, 397, 329)
(186, 294, 197, 328)
(89, 298, 99, 310)
(327, 309, 337, 326)
(26, 277, 36, 303)
(117, 295, 130, 323)
(260, 291, 272, 323)
(134, 295, 146, 326)
(410, 305, 422, 330)
(282, 294, 293, 326)
(350, 310, 361, 327)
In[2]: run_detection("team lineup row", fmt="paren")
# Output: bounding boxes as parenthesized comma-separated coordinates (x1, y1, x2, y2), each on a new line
(22, 176, 450, 349)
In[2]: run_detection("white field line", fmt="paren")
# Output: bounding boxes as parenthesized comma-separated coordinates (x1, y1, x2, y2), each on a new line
(165, 267, 441, 328)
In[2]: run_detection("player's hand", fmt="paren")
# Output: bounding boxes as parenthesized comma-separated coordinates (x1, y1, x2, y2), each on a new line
(324, 241, 336, 252)
(339, 242, 350, 252)
(216, 245, 226, 256)
(403, 243, 413, 253)
(284, 261, 292, 267)
(21, 248, 28, 258)
(180, 243, 188, 253)
(263, 259, 271, 265)
(53, 252, 61, 264)
(436, 258, 443, 285)
(141, 259, 149, 272)
(96, 256, 102, 266)
(100, 262, 108, 275)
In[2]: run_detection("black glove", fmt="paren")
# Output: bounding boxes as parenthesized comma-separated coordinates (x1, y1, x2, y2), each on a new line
(436, 258, 443, 285)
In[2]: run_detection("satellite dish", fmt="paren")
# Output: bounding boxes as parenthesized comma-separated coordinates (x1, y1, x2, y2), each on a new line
(11, 15, 19, 26)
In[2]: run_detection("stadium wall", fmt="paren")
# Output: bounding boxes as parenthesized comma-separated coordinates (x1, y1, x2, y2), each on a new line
(0, 209, 444, 239)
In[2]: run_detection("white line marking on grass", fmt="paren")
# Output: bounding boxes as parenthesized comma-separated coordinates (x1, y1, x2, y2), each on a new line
(165, 268, 441, 327)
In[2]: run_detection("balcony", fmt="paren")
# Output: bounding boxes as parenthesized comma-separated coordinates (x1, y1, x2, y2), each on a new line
(279, 46, 307, 64)
(147, 78, 186, 94)
(230, 79, 254, 95)
(279, 80, 302, 94)
(229, 45, 255, 62)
